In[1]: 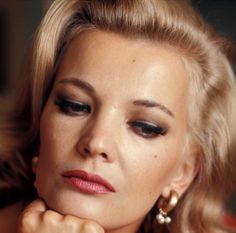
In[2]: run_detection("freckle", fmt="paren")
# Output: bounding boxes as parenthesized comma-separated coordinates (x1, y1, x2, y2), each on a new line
(154, 155, 157, 158)
(132, 59, 136, 63)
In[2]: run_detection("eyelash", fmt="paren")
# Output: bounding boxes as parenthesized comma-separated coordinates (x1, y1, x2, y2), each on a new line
(54, 95, 166, 138)
(128, 120, 167, 138)
(54, 95, 91, 116)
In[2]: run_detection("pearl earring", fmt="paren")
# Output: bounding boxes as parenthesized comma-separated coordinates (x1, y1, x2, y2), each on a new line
(156, 190, 179, 224)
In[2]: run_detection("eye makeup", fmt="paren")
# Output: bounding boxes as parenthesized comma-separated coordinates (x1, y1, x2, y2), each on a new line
(53, 91, 168, 139)
(54, 93, 91, 116)
(128, 120, 167, 139)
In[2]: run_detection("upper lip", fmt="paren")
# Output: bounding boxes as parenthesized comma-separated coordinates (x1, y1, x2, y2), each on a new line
(62, 169, 115, 192)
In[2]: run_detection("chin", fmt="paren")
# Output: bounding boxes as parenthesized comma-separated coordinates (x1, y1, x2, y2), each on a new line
(39, 190, 119, 230)
(43, 193, 143, 233)
(36, 184, 140, 231)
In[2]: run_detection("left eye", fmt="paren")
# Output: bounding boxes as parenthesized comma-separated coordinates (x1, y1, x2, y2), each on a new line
(128, 120, 166, 138)
(54, 96, 91, 116)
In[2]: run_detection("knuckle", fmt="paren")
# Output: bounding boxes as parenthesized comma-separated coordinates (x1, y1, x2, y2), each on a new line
(42, 210, 59, 225)
(63, 215, 75, 222)
(63, 215, 78, 231)
(18, 211, 36, 232)
(81, 220, 104, 233)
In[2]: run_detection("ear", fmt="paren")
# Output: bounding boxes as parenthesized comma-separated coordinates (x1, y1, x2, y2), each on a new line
(161, 153, 199, 198)
(32, 156, 39, 173)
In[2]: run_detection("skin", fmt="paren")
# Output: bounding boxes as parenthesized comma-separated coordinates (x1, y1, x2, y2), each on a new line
(18, 30, 197, 233)
(0, 202, 23, 233)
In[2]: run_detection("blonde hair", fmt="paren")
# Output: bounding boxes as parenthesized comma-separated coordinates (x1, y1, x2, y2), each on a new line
(1, 0, 236, 232)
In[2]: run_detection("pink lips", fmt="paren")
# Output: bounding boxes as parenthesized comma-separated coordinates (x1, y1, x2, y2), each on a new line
(62, 170, 115, 194)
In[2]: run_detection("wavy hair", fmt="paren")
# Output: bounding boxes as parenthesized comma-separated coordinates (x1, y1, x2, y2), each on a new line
(0, 0, 236, 232)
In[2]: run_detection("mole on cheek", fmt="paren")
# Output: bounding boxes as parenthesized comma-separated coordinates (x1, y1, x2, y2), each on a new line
(132, 59, 136, 63)
(153, 155, 157, 158)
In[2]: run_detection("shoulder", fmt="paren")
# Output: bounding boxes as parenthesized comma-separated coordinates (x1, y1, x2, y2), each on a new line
(0, 202, 23, 233)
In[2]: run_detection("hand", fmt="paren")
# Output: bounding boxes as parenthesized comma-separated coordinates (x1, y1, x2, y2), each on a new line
(17, 199, 104, 233)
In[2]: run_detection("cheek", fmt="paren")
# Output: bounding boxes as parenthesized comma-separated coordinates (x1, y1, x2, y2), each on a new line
(38, 116, 61, 165)
(118, 148, 182, 219)
(36, 108, 74, 190)
(128, 136, 185, 194)
(38, 104, 79, 161)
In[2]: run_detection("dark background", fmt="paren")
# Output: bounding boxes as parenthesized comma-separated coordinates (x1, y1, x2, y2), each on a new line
(0, 0, 235, 215)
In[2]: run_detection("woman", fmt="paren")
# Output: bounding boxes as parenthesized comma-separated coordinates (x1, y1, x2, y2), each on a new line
(0, 0, 236, 233)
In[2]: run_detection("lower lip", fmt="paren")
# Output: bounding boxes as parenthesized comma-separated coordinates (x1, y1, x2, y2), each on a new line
(63, 177, 113, 194)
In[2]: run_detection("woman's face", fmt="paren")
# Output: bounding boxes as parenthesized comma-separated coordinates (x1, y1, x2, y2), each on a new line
(36, 30, 195, 233)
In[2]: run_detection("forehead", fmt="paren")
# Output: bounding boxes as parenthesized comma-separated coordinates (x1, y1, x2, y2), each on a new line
(56, 30, 190, 119)
(60, 30, 187, 75)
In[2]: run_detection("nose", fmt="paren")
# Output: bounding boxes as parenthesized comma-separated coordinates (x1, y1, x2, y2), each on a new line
(76, 115, 119, 162)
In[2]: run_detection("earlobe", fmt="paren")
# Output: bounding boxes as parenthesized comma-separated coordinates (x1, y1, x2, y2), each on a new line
(32, 156, 39, 173)
(166, 154, 199, 197)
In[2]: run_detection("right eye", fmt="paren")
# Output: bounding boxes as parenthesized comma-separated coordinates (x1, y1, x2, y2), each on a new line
(54, 95, 91, 116)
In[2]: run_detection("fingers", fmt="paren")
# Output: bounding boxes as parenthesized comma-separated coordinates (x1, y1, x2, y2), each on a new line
(81, 220, 105, 233)
(17, 199, 45, 233)
(18, 199, 59, 233)
(18, 199, 105, 233)
(23, 199, 47, 214)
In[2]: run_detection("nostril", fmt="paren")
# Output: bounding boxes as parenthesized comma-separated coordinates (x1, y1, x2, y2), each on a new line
(83, 148, 90, 154)
(81, 146, 109, 160)
(100, 152, 108, 159)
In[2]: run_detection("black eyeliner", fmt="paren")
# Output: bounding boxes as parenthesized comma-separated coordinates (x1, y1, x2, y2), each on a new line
(54, 93, 91, 115)
(129, 120, 167, 137)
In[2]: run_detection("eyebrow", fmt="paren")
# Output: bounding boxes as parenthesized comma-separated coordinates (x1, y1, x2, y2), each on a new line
(133, 99, 174, 118)
(58, 78, 174, 118)
(58, 78, 95, 93)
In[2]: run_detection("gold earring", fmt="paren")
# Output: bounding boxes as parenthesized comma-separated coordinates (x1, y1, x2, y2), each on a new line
(31, 156, 39, 173)
(156, 190, 179, 224)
